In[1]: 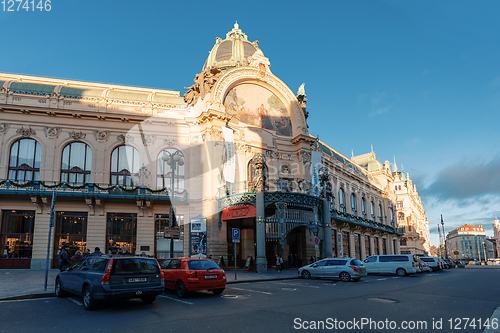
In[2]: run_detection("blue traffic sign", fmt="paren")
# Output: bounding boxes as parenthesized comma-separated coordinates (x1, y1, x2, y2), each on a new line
(232, 228, 240, 243)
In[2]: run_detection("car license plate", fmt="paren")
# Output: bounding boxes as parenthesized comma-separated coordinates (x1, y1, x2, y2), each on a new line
(204, 275, 217, 280)
(127, 277, 147, 283)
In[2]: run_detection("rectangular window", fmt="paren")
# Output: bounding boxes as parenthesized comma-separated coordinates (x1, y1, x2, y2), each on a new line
(1, 210, 35, 258)
(54, 212, 87, 261)
(155, 213, 184, 259)
(342, 231, 350, 257)
(106, 213, 137, 254)
(353, 234, 361, 259)
(364, 235, 371, 257)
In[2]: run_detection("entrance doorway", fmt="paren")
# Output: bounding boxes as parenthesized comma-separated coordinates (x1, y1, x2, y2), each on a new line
(226, 218, 255, 268)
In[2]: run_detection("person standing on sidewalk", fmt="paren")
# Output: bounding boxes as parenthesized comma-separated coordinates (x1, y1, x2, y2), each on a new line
(279, 256, 284, 271)
(58, 244, 71, 271)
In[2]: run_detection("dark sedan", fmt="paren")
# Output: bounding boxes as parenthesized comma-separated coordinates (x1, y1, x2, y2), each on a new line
(55, 255, 164, 310)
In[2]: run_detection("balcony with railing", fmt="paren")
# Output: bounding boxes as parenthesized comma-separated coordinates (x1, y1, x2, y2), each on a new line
(331, 208, 402, 235)
(0, 179, 188, 201)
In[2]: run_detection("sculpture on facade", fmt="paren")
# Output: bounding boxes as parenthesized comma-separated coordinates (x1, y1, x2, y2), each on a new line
(184, 67, 223, 105)
(252, 153, 266, 192)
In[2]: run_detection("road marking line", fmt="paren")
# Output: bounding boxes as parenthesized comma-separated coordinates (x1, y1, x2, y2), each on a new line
(227, 287, 272, 295)
(0, 297, 53, 303)
(68, 297, 82, 306)
(272, 282, 320, 288)
(158, 295, 194, 305)
(377, 278, 387, 281)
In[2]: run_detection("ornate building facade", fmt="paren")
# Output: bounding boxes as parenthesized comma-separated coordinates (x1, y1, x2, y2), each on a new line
(0, 24, 402, 270)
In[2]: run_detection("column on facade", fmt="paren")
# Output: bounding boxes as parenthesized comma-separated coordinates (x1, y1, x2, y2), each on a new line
(349, 228, 355, 258)
(136, 212, 154, 256)
(253, 154, 267, 272)
(378, 237, 383, 255)
(369, 236, 375, 256)
(31, 209, 52, 270)
(360, 233, 367, 259)
(322, 198, 333, 258)
(86, 207, 106, 254)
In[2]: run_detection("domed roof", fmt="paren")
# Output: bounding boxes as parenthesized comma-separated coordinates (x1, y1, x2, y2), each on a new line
(203, 23, 260, 71)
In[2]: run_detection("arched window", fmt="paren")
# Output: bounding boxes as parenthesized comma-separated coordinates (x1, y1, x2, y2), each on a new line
(370, 201, 375, 219)
(361, 197, 366, 217)
(158, 149, 185, 191)
(400, 238, 407, 246)
(110, 145, 140, 186)
(350, 193, 356, 215)
(378, 204, 383, 222)
(8, 138, 41, 181)
(61, 142, 92, 183)
(398, 212, 405, 221)
(339, 188, 346, 213)
(248, 160, 268, 191)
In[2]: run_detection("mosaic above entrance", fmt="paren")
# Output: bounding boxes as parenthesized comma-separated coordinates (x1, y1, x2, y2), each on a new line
(223, 84, 292, 136)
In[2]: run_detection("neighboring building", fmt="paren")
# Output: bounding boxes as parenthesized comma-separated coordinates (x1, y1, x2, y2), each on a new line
(493, 218, 500, 258)
(394, 168, 430, 256)
(485, 237, 497, 260)
(0, 23, 402, 270)
(447, 224, 487, 261)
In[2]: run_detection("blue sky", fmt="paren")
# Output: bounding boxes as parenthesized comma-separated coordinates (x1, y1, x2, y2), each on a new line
(2, 0, 499, 246)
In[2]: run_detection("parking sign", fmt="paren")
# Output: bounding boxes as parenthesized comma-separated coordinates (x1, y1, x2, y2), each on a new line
(232, 228, 240, 243)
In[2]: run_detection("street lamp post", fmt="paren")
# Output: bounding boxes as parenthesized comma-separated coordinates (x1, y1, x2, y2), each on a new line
(162, 150, 184, 258)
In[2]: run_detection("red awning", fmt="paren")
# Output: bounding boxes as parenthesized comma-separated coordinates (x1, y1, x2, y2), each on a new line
(221, 204, 256, 220)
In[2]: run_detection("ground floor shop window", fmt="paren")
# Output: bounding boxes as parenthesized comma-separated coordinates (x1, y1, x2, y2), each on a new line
(374, 237, 379, 255)
(106, 213, 137, 254)
(341, 231, 350, 257)
(0, 210, 35, 258)
(155, 213, 184, 259)
(54, 212, 87, 257)
(353, 234, 361, 259)
(331, 230, 337, 257)
(364, 235, 371, 257)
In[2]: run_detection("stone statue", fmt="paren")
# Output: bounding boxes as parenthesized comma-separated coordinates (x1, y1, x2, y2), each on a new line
(183, 67, 223, 105)
(296, 83, 309, 121)
(252, 153, 266, 192)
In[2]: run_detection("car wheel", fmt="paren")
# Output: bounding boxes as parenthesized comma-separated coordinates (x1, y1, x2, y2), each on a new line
(212, 288, 225, 295)
(55, 278, 67, 298)
(83, 286, 97, 310)
(301, 270, 311, 279)
(176, 281, 189, 298)
(141, 295, 156, 304)
(339, 272, 351, 282)
(396, 268, 406, 277)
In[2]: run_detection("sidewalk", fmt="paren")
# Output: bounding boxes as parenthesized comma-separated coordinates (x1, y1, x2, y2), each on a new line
(0, 268, 299, 301)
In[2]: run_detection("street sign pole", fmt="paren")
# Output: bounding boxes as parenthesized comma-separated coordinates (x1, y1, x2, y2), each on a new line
(44, 191, 57, 291)
(232, 228, 240, 280)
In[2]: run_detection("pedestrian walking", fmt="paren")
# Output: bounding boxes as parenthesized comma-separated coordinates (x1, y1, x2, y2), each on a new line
(275, 255, 280, 271)
(58, 244, 71, 271)
(71, 250, 83, 264)
(122, 245, 131, 255)
(92, 247, 102, 255)
(279, 256, 284, 271)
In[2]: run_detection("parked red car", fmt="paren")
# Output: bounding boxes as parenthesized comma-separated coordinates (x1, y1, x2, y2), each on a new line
(160, 258, 226, 298)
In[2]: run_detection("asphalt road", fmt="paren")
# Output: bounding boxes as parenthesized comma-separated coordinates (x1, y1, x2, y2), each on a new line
(1, 269, 499, 333)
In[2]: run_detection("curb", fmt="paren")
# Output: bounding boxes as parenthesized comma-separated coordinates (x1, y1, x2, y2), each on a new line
(0, 276, 299, 301)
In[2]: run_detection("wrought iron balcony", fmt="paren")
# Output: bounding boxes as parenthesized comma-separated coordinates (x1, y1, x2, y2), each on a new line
(331, 208, 402, 235)
(0, 179, 188, 201)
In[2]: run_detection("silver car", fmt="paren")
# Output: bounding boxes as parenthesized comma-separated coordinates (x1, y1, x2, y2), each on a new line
(298, 258, 367, 282)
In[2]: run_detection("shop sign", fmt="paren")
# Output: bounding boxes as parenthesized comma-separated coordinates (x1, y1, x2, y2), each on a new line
(221, 205, 256, 220)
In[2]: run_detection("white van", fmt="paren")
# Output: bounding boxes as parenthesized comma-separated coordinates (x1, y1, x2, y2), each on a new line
(362, 255, 418, 276)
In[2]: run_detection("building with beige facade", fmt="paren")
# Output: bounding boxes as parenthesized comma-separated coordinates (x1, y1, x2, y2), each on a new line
(446, 224, 487, 262)
(0, 23, 403, 271)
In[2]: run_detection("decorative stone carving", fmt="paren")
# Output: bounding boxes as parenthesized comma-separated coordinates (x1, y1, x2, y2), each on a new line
(117, 134, 133, 144)
(298, 151, 311, 163)
(247, 49, 271, 72)
(16, 127, 36, 137)
(163, 138, 178, 146)
(281, 164, 290, 174)
(271, 151, 280, 160)
(94, 130, 110, 141)
(184, 67, 223, 105)
(68, 131, 86, 140)
(141, 134, 154, 146)
(43, 126, 61, 138)
(138, 165, 151, 186)
(0, 123, 9, 133)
